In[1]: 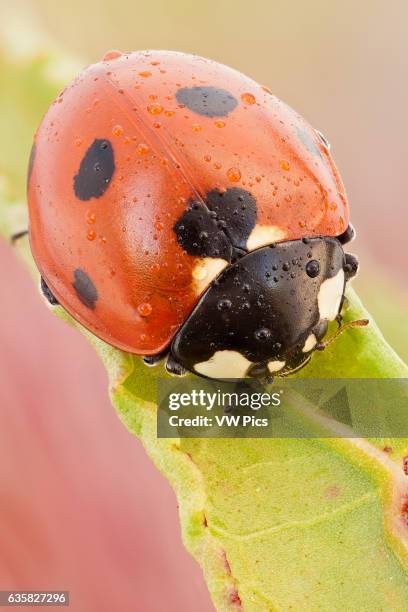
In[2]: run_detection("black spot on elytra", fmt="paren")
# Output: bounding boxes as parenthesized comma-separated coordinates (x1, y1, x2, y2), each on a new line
(176, 86, 237, 117)
(173, 188, 257, 261)
(27, 142, 36, 190)
(205, 188, 257, 250)
(173, 201, 233, 261)
(73, 139, 114, 201)
(72, 268, 98, 309)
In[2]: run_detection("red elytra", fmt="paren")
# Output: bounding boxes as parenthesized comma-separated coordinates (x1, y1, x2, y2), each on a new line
(27, 50, 349, 355)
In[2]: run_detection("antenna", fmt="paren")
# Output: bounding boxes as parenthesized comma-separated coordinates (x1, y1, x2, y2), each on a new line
(316, 319, 369, 351)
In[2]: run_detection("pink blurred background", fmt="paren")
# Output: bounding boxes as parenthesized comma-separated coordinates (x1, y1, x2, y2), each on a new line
(0, 1, 407, 610)
(0, 239, 213, 611)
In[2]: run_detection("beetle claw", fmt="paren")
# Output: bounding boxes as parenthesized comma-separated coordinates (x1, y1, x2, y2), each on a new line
(143, 351, 167, 367)
(11, 229, 28, 244)
(165, 355, 187, 377)
(40, 277, 59, 306)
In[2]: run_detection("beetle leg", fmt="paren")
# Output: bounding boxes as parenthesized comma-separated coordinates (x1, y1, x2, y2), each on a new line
(165, 354, 187, 377)
(10, 229, 28, 244)
(40, 277, 59, 305)
(143, 350, 167, 367)
(247, 362, 274, 385)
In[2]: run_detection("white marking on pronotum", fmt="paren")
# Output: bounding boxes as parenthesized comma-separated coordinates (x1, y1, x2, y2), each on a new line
(192, 258, 228, 295)
(246, 225, 287, 251)
(302, 333, 317, 353)
(267, 360, 286, 373)
(318, 269, 345, 321)
(194, 350, 252, 378)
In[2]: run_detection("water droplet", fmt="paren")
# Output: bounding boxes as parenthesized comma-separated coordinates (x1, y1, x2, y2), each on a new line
(139, 71, 152, 78)
(217, 298, 232, 311)
(204, 154, 211, 162)
(75, 137, 83, 147)
(227, 167, 241, 182)
(136, 143, 149, 155)
(241, 92, 256, 105)
(147, 102, 163, 115)
(215, 120, 226, 128)
(112, 124, 124, 137)
(282, 261, 290, 271)
(87, 229, 96, 241)
(306, 260, 320, 278)
(102, 50, 123, 61)
(255, 328, 271, 342)
(280, 159, 290, 171)
(138, 302, 153, 317)
(164, 110, 175, 117)
(192, 123, 202, 132)
(86, 212, 96, 225)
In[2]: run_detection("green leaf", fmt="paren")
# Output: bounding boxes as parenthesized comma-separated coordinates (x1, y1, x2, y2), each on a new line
(2, 46, 408, 611)
(89, 289, 408, 611)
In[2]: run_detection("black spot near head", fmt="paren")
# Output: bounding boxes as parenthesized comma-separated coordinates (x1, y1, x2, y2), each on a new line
(72, 268, 98, 309)
(205, 188, 257, 250)
(173, 201, 233, 261)
(176, 86, 237, 117)
(173, 188, 257, 261)
(27, 142, 36, 190)
(73, 139, 115, 201)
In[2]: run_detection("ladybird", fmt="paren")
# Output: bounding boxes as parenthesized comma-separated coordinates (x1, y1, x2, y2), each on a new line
(27, 50, 366, 382)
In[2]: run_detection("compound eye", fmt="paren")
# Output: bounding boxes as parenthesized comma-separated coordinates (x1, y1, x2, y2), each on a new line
(315, 129, 331, 150)
(344, 253, 359, 279)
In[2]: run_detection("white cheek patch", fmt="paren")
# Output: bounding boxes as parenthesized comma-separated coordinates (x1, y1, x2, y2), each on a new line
(192, 258, 228, 295)
(318, 269, 345, 321)
(194, 350, 252, 379)
(267, 360, 286, 373)
(302, 333, 317, 353)
(246, 225, 287, 251)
